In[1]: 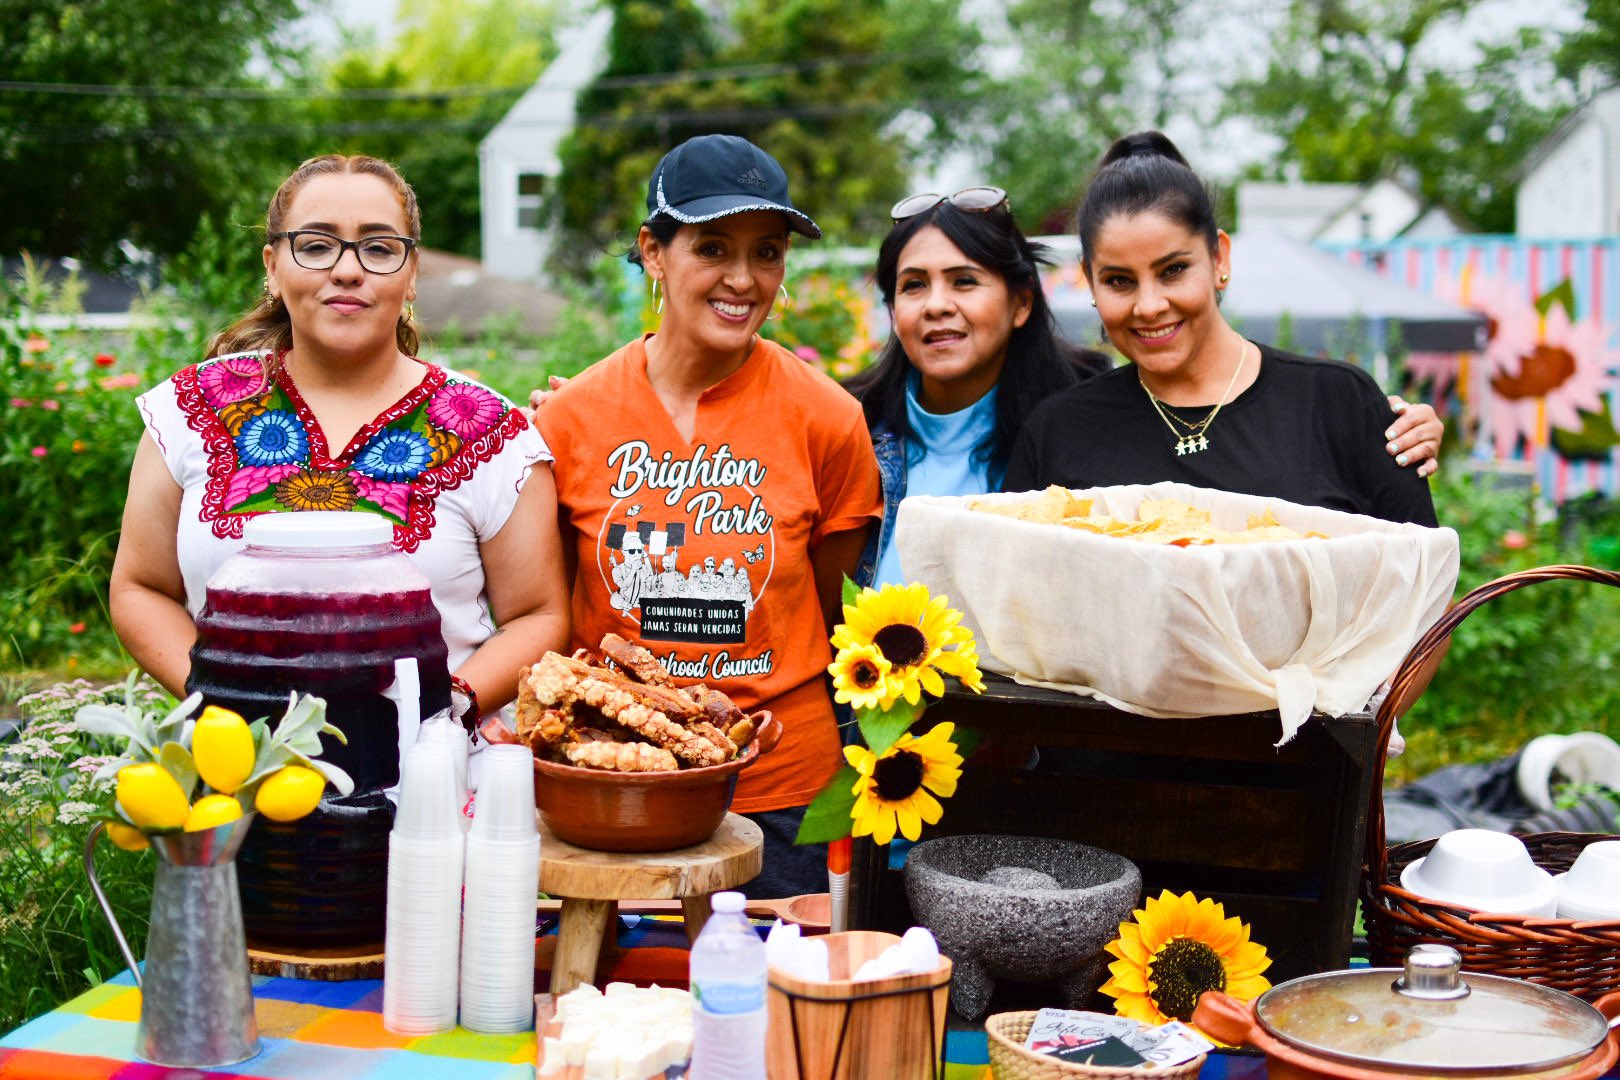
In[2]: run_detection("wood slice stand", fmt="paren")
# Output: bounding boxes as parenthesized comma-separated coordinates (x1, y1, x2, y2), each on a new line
(247, 939, 385, 981)
(540, 812, 763, 996)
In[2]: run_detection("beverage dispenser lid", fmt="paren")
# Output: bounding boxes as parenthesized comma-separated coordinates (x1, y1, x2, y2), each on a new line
(243, 511, 392, 549)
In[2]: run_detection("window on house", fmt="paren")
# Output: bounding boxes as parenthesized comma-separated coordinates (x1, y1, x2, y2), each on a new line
(517, 173, 545, 229)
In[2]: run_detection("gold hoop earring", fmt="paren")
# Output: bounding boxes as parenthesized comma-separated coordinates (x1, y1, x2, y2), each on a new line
(765, 283, 790, 322)
(652, 279, 664, 315)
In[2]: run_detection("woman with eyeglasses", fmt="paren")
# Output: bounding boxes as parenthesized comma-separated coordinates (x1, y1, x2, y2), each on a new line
(848, 183, 1443, 589)
(111, 154, 570, 719)
(534, 135, 882, 897)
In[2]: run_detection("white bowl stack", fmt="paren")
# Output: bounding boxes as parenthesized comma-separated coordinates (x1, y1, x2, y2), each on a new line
(383, 740, 467, 1035)
(1555, 840, 1620, 921)
(1399, 829, 1558, 917)
(459, 744, 542, 1033)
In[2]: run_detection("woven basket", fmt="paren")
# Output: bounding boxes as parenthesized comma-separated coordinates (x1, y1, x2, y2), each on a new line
(984, 1011, 1206, 1079)
(1361, 564, 1620, 1002)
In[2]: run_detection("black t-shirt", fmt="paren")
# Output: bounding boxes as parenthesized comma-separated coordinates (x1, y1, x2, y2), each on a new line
(1004, 344, 1438, 526)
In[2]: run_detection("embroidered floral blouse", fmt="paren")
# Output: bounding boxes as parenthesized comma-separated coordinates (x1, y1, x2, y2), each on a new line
(138, 352, 550, 668)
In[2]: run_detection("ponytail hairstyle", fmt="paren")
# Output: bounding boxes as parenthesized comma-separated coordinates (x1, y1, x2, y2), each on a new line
(208, 154, 422, 368)
(846, 201, 1108, 476)
(1077, 131, 1219, 272)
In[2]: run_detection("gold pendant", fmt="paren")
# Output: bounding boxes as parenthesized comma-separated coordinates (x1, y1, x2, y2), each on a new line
(1176, 434, 1210, 456)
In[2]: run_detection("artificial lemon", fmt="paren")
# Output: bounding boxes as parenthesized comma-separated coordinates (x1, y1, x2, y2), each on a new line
(192, 705, 255, 794)
(107, 822, 150, 852)
(115, 763, 190, 830)
(183, 794, 243, 832)
(254, 766, 325, 823)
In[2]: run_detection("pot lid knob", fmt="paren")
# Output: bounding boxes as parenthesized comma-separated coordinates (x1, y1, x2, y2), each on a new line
(1394, 944, 1470, 1000)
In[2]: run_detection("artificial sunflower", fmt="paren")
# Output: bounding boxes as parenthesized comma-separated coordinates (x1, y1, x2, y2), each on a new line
(828, 643, 892, 712)
(831, 582, 982, 706)
(274, 469, 359, 512)
(844, 721, 963, 845)
(1100, 890, 1272, 1033)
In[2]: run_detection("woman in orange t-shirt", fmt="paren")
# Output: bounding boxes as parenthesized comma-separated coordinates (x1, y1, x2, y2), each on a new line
(537, 135, 882, 897)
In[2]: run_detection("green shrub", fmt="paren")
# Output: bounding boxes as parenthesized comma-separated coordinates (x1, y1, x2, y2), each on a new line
(0, 676, 168, 1030)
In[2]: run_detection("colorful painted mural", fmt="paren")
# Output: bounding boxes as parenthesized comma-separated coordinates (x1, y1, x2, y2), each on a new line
(1324, 238, 1620, 503)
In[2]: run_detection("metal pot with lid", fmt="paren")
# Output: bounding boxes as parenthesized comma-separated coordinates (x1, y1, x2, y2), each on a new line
(1193, 945, 1620, 1079)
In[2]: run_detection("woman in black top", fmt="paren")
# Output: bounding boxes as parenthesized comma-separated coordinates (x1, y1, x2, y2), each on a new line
(1005, 132, 1438, 528)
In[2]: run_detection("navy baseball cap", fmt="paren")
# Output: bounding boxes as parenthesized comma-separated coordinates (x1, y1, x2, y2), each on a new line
(646, 134, 822, 239)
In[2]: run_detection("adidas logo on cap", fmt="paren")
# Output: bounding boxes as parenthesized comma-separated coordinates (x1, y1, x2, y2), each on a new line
(737, 167, 768, 190)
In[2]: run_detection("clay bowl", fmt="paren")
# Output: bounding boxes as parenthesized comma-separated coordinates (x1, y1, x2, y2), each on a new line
(528, 712, 781, 852)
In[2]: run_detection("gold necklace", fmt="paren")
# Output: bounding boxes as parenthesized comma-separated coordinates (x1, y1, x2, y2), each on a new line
(1140, 338, 1248, 457)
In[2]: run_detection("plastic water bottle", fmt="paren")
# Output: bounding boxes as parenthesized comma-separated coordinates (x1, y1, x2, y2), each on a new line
(688, 891, 767, 1079)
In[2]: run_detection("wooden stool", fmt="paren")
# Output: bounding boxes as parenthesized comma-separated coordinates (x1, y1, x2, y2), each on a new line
(540, 812, 763, 996)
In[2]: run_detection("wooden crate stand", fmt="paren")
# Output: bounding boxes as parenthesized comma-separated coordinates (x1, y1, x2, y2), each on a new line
(848, 676, 1379, 986)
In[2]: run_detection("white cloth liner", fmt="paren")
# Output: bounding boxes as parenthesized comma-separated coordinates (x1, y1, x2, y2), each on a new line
(896, 482, 1460, 744)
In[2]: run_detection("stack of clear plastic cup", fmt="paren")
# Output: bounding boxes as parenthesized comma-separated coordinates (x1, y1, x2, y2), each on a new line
(415, 715, 472, 830)
(458, 744, 541, 1033)
(382, 740, 465, 1035)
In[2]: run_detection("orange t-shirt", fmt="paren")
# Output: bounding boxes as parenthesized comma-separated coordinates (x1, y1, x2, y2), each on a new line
(539, 335, 882, 813)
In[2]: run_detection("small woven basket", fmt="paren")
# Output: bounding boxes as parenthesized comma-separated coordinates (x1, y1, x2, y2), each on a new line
(1361, 564, 1620, 1002)
(984, 1011, 1206, 1080)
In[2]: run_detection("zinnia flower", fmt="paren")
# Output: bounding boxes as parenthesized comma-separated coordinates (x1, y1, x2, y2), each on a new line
(94, 353, 116, 368)
(830, 582, 984, 707)
(1100, 890, 1272, 1033)
(235, 410, 308, 467)
(99, 373, 141, 390)
(844, 722, 963, 845)
(41, 400, 59, 411)
(31, 446, 46, 458)
(354, 428, 433, 482)
(274, 469, 358, 512)
(428, 382, 504, 440)
(197, 355, 268, 407)
(828, 643, 892, 711)
(23, 336, 48, 353)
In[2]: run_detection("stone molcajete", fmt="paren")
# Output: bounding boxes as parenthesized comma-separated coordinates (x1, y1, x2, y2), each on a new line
(904, 835, 1141, 1020)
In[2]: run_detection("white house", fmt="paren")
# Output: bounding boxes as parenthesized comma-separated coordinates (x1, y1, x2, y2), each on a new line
(1237, 179, 1463, 243)
(1516, 87, 1620, 238)
(478, 8, 612, 283)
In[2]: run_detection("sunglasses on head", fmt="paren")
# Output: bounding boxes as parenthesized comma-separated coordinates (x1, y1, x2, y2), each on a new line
(890, 186, 1009, 222)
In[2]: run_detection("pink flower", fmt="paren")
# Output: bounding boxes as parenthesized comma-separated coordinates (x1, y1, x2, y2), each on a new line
(99, 373, 141, 390)
(197, 355, 268, 408)
(794, 345, 822, 363)
(41, 400, 59, 411)
(31, 446, 47, 458)
(9, 398, 31, 408)
(428, 382, 503, 440)
(68, 622, 86, 635)
(223, 463, 301, 507)
(94, 353, 116, 368)
(23, 336, 48, 354)
(1503, 530, 1529, 550)
(352, 473, 410, 519)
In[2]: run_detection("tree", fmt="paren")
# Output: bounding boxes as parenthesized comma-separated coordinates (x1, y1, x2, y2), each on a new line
(312, 0, 559, 256)
(1233, 0, 1570, 232)
(547, 0, 979, 276)
(1558, 0, 1620, 82)
(978, 0, 1204, 233)
(0, 0, 306, 267)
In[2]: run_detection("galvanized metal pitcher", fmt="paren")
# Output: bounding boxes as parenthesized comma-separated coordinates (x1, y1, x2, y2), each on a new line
(85, 816, 260, 1068)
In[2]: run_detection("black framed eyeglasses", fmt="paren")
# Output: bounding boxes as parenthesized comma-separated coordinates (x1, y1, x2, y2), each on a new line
(890, 186, 1009, 222)
(272, 230, 417, 274)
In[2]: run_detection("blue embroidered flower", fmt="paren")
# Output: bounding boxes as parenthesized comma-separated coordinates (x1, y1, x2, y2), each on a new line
(235, 410, 308, 467)
(353, 428, 434, 482)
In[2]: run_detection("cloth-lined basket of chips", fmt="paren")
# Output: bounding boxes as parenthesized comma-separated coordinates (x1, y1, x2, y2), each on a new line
(505, 634, 780, 851)
(895, 482, 1459, 742)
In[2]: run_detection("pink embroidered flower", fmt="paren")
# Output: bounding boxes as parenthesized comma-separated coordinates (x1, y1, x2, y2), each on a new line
(428, 382, 503, 440)
(224, 463, 302, 507)
(99, 373, 141, 390)
(353, 473, 410, 520)
(198, 355, 268, 408)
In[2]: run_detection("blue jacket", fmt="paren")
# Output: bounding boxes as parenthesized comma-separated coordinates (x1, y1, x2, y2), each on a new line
(854, 422, 906, 589)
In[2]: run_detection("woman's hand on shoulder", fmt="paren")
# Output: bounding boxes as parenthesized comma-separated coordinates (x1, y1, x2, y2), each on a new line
(520, 375, 570, 426)
(1385, 395, 1443, 478)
